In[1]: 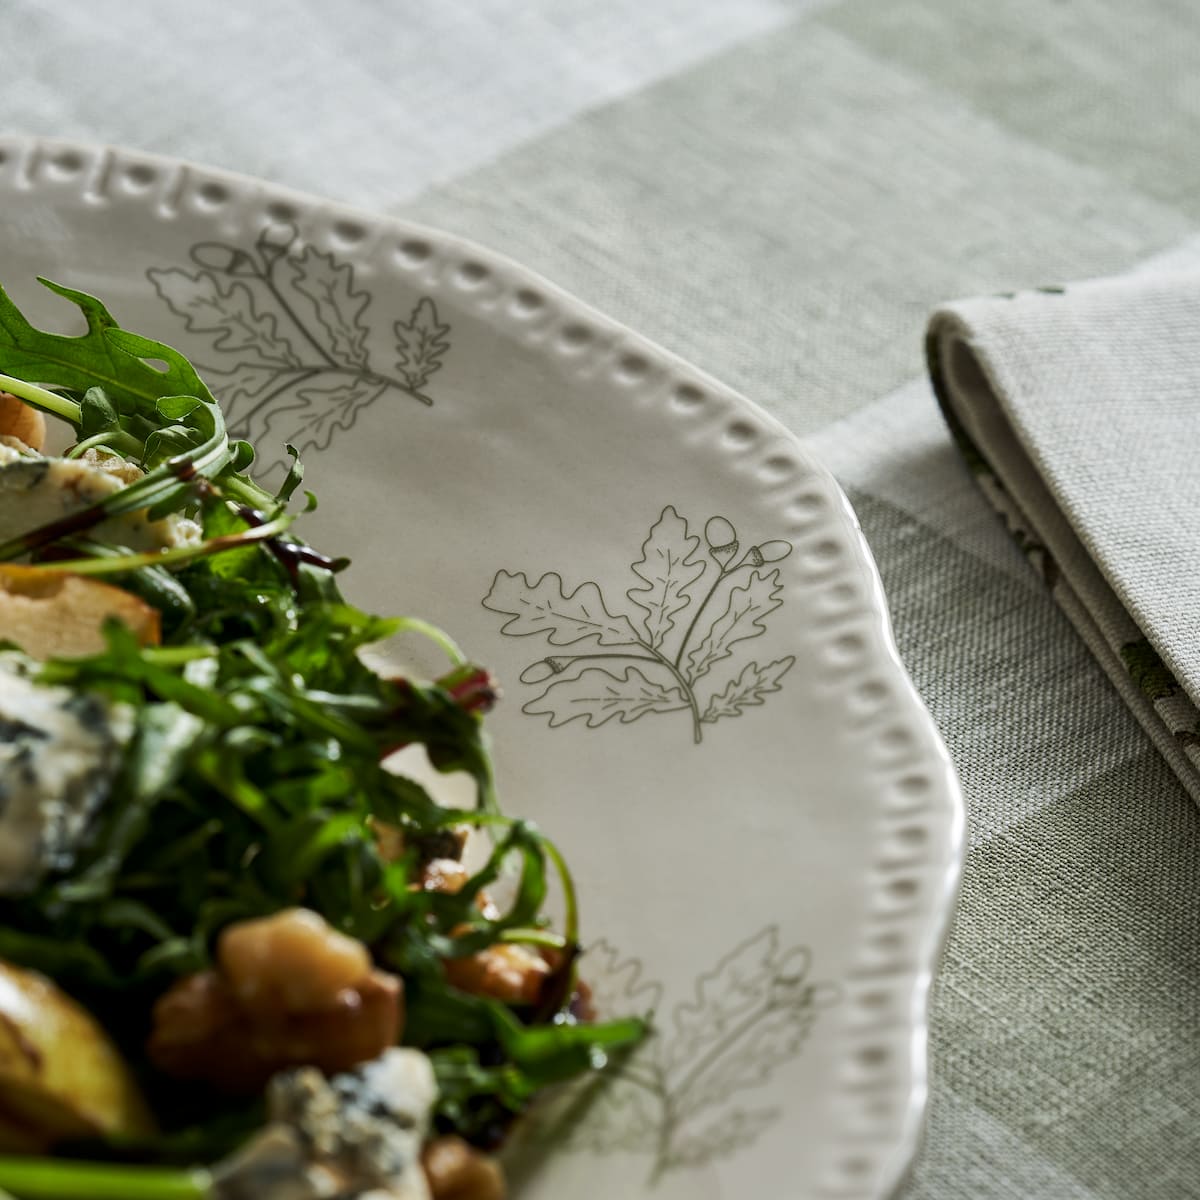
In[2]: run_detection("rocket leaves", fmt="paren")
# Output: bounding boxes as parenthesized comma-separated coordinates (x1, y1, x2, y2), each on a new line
(0, 279, 646, 1176)
(0, 279, 213, 417)
(485, 507, 795, 742)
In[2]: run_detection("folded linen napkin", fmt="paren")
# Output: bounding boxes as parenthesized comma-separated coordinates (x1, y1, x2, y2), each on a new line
(927, 272, 1200, 802)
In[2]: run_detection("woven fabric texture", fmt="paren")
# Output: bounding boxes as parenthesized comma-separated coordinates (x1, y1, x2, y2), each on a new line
(5, 1, 1200, 1195)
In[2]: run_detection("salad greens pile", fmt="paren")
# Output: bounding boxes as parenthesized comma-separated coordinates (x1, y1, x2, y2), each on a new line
(0, 278, 645, 1194)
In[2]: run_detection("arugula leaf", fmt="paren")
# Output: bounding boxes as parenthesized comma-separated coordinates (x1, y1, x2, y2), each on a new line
(0, 279, 212, 416)
(0, 277, 648, 1160)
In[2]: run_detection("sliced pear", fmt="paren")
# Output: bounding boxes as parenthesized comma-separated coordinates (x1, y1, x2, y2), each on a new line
(0, 393, 46, 453)
(0, 564, 160, 659)
(0, 961, 154, 1151)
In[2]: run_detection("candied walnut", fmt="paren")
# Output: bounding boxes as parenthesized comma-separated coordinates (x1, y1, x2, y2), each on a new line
(218, 907, 371, 1015)
(418, 856, 501, 921)
(443, 942, 550, 1008)
(423, 1135, 507, 1200)
(149, 967, 402, 1094)
(148, 909, 402, 1094)
(418, 854, 547, 1005)
(419, 857, 469, 894)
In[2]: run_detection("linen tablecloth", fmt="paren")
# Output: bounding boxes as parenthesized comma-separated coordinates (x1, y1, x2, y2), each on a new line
(7, 2, 1200, 1196)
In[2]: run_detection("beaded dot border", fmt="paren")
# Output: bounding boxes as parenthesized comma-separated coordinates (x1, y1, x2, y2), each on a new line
(0, 135, 964, 1200)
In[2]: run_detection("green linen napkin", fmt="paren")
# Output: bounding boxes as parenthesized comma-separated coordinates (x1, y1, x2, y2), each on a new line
(927, 273, 1200, 801)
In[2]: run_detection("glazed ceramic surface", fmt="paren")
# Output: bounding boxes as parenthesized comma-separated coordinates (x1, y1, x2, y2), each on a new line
(0, 136, 963, 1200)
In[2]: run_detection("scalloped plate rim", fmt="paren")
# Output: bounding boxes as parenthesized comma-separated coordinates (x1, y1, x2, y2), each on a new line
(0, 133, 965, 1200)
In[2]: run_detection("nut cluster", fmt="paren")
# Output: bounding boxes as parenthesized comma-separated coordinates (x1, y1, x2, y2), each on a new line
(148, 908, 402, 1093)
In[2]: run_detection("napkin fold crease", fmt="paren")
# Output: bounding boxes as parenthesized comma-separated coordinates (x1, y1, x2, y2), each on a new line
(927, 272, 1200, 802)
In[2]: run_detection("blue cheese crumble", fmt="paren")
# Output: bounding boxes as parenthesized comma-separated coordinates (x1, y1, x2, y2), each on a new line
(216, 1049, 438, 1200)
(0, 445, 201, 552)
(0, 654, 133, 894)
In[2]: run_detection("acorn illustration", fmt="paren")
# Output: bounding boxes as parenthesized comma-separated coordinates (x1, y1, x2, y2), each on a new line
(746, 539, 792, 568)
(255, 223, 297, 269)
(704, 516, 738, 567)
(520, 657, 568, 685)
(190, 241, 258, 276)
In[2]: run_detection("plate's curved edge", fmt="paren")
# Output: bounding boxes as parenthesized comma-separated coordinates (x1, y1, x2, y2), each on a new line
(818, 481, 964, 1199)
(0, 133, 966, 1198)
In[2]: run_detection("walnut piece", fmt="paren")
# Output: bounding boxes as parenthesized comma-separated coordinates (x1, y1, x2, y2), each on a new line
(442, 942, 550, 1008)
(218, 907, 373, 1015)
(422, 1135, 506, 1200)
(147, 909, 402, 1093)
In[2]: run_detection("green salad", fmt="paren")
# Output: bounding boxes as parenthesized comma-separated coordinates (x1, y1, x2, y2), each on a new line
(0, 278, 646, 1200)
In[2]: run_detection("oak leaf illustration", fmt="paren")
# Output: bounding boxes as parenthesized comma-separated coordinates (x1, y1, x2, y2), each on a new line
(667, 1107, 778, 1169)
(147, 268, 302, 368)
(583, 940, 665, 1021)
(261, 376, 388, 459)
(395, 297, 451, 403)
(556, 1072, 662, 1155)
(525, 929, 833, 1181)
(626, 504, 706, 650)
(702, 657, 795, 724)
(686, 570, 785, 682)
(524, 666, 686, 728)
(673, 1002, 821, 1123)
(483, 571, 642, 648)
(664, 928, 807, 1074)
(281, 247, 372, 370)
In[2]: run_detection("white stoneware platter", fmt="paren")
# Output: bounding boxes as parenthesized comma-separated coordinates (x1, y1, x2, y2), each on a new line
(0, 135, 963, 1200)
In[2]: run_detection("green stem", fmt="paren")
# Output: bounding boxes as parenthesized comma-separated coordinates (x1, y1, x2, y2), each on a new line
(219, 472, 279, 513)
(65, 430, 146, 460)
(0, 373, 82, 424)
(0, 406, 235, 562)
(499, 927, 568, 949)
(473, 733, 501, 819)
(28, 512, 294, 575)
(0, 1159, 210, 1200)
(391, 617, 467, 667)
(142, 645, 219, 666)
(541, 834, 579, 948)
